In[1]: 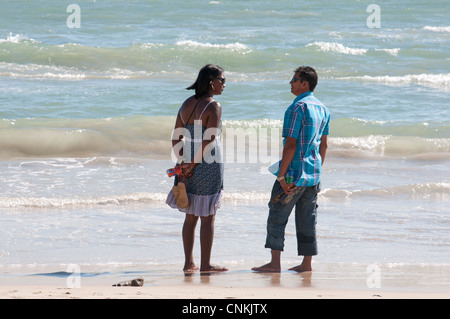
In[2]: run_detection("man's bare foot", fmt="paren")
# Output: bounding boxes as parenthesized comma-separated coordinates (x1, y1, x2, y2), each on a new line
(251, 262, 281, 273)
(288, 264, 312, 272)
(200, 264, 228, 272)
(183, 263, 199, 272)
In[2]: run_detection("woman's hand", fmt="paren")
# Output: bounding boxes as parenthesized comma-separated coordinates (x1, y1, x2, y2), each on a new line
(180, 162, 197, 178)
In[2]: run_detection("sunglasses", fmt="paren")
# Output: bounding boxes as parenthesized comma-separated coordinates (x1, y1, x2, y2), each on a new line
(291, 76, 304, 83)
(216, 77, 226, 84)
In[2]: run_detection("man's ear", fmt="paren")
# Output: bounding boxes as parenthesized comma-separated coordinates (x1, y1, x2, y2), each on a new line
(303, 81, 310, 91)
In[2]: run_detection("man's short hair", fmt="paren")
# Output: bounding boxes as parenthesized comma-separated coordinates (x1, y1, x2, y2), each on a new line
(294, 66, 318, 91)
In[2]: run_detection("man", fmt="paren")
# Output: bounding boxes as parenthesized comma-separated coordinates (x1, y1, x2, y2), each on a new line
(252, 66, 330, 273)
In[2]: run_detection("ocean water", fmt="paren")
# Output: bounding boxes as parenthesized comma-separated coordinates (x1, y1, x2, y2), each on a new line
(0, 0, 449, 291)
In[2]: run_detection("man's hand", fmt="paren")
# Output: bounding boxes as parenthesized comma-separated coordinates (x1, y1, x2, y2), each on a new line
(280, 179, 296, 194)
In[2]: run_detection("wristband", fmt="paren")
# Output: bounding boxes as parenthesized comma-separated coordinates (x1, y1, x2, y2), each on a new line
(276, 175, 285, 182)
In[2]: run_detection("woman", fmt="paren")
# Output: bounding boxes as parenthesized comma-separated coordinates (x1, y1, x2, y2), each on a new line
(166, 64, 228, 272)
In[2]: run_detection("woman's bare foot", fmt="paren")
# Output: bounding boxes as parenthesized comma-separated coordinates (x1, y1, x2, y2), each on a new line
(200, 264, 228, 272)
(183, 262, 199, 272)
(251, 262, 281, 273)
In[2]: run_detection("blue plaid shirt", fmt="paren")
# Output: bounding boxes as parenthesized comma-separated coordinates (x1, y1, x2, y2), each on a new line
(281, 91, 330, 186)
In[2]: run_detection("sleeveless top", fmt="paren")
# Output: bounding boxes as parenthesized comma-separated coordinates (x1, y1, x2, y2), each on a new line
(166, 100, 224, 216)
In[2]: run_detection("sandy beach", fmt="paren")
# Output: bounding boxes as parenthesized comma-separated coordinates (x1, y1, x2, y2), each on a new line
(1, 265, 448, 300)
(1, 283, 447, 300)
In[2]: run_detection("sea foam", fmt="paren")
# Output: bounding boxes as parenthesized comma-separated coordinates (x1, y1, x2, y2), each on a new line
(306, 42, 368, 55)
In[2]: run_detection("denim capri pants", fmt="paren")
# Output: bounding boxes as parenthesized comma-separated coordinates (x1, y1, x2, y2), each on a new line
(265, 181, 320, 256)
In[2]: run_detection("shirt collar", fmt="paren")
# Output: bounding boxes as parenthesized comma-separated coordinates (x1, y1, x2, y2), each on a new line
(293, 91, 313, 104)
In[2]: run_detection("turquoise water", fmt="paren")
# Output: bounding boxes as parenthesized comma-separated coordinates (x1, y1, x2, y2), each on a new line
(0, 0, 449, 290)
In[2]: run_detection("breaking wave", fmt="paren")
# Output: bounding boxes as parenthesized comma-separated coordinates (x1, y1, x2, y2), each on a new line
(2, 182, 448, 208)
(1, 117, 449, 160)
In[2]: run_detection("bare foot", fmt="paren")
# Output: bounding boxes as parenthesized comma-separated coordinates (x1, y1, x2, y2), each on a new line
(183, 263, 199, 272)
(200, 264, 228, 272)
(288, 264, 312, 272)
(251, 262, 281, 273)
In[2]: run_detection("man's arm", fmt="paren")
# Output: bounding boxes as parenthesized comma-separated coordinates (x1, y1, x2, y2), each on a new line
(278, 136, 297, 194)
(319, 134, 328, 166)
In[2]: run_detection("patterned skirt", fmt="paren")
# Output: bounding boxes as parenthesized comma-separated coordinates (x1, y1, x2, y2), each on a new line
(166, 160, 224, 216)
